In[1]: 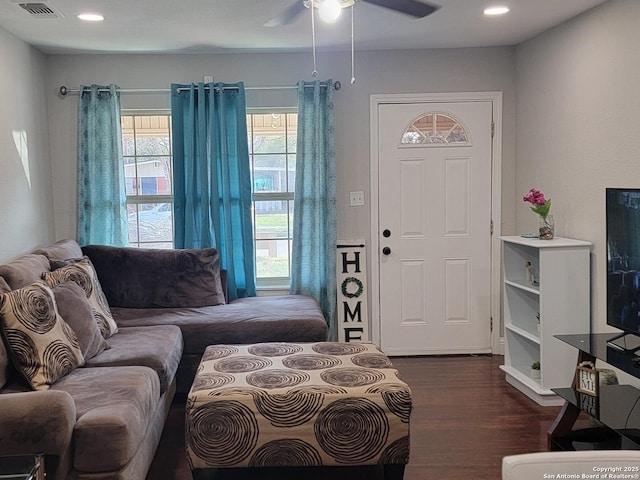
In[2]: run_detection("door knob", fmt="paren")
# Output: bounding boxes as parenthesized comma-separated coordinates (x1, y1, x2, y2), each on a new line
(382, 247, 391, 255)
(383, 229, 391, 238)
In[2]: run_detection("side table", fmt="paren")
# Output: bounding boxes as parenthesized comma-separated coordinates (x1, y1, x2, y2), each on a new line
(549, 333, 640, 450)
(0, 455, 44, 480)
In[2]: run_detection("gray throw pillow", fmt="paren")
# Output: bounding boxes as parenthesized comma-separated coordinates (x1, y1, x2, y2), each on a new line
(49, 258, 82, 270)
(0, 277, 10, 294)
(0, 254, 50, 290)
(53, 282, 110, 360)
(0, 282, 84, 390)
(32, 239, 83, 261)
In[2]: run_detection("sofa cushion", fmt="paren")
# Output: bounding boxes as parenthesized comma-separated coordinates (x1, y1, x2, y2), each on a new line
(111, 295, 329, 356)
(52, 281, 110, 360)
(42, 257, 118, 339)
(0, 283, 84, 390)
(50, 366, 160, 473)
(0, 254, 50, 290)
(82, 244, 226, 308)
(32, 239, 83, 261)
(85, 325, 182, 393)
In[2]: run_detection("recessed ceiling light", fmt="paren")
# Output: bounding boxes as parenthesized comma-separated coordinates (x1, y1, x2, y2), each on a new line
(77, 13, 104, 22)
(484, 6, 510, 16)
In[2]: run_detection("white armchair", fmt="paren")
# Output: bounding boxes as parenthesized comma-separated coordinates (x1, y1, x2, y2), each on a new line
(502, 451, 640, 480)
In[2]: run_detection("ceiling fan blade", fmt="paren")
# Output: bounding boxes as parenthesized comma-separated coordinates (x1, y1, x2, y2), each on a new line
(362, 0, 439, 18)
(264, 1, 308, 27)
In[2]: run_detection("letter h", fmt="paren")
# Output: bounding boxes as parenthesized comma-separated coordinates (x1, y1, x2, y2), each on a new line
(341, 251, 361, 274)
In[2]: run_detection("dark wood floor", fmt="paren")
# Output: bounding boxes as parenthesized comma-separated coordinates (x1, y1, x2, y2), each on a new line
(146, 355, 578, 480)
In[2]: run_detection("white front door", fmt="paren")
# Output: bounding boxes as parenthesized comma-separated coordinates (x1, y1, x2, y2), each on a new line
(375, 99, 494, 355)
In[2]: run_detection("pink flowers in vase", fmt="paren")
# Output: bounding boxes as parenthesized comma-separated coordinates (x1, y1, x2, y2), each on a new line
(523, 188, 551, 218)
(524, 188, 554, 239)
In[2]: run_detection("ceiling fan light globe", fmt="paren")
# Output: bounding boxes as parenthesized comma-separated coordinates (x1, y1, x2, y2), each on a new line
(319, 0, 342, 23)
(484, 6, 509, 16)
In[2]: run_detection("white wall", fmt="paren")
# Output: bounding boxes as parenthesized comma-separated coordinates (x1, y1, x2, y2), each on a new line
(44, 46, 516, 261)
(0, 27, 54, 261)
(516, 0, 640, 334)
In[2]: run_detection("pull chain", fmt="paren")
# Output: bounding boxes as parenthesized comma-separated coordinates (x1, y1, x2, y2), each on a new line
(350, 2, 355, 84)
(311, 3, 318, 77)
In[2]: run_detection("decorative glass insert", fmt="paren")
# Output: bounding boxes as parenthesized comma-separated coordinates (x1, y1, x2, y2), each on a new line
(401, 113, 469, 145)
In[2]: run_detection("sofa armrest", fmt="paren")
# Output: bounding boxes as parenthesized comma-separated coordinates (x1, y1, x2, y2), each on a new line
(502, 451, 640, 480)
(0, 391, 76, 456)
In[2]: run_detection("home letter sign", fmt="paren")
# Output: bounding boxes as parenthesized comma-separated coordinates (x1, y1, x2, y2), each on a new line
(337, 241, 369, 342)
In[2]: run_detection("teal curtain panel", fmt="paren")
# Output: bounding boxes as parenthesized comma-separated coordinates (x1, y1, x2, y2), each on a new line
(171, 82, 256, 301)
(291, 80, 337, 339)
(76, 84, 128, 246)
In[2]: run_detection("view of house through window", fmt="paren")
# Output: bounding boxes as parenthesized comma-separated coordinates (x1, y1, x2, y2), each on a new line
(401, 113, 469, 144)
(122, 113, 174, 249)
(121, 110, 297, 287)
(248, 111, 297, 287)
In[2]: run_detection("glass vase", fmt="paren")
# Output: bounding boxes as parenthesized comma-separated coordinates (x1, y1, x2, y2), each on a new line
(538, 214, 554, 240)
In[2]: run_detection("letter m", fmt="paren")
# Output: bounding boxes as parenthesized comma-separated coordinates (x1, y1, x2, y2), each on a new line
(343, 301, 362, 322)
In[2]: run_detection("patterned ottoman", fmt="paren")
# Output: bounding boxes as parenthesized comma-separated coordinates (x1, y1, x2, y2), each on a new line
(186, 342, 412, 479)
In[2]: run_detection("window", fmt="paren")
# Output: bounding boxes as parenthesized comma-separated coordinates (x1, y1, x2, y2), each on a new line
(121, 113, 174, 249)
(401, 113, 468, 145)
(120, 110, 297, 288)
(247, 111, 297, 287)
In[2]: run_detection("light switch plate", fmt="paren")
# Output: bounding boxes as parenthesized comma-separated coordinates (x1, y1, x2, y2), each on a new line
(350, 191, 365, 206)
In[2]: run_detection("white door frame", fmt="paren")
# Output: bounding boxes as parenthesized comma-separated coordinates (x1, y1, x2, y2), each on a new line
(370, 91, 503, 355)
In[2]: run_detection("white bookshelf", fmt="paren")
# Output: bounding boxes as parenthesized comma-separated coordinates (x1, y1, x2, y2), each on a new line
(499, 236, 591, 406)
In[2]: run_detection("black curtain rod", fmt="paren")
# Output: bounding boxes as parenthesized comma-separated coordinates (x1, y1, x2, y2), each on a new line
(59, 81, 340, 97)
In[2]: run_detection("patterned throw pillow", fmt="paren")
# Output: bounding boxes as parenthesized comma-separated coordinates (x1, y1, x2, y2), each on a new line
(0, 276, 9, 389)
(0, 282, 84, 390)
(0, 330, 8, 390)
(42, 257, 118, 339)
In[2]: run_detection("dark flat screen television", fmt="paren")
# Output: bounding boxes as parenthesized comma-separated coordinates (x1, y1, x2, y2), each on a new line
(606, 188, 640, 347)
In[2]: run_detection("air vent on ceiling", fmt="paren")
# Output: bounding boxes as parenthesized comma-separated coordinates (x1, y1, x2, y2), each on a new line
(19, 2, 62, 18)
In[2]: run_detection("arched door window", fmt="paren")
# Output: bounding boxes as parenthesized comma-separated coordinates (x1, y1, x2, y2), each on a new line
(401, 113, 469, 145)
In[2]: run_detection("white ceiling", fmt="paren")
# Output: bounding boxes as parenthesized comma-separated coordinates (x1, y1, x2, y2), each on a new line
(0, 0, 608, 55)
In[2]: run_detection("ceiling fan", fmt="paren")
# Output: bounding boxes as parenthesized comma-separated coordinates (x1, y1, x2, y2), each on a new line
(265, 0, 440, 84)
(264, 0, 440, 28)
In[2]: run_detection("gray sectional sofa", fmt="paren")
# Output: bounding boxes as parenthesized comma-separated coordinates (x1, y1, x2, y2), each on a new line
(0, 239, 328, 480)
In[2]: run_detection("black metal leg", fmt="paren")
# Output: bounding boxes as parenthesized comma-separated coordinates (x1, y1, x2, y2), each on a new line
(191, 468, 220, 480)
(383, 464, 406, 480)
